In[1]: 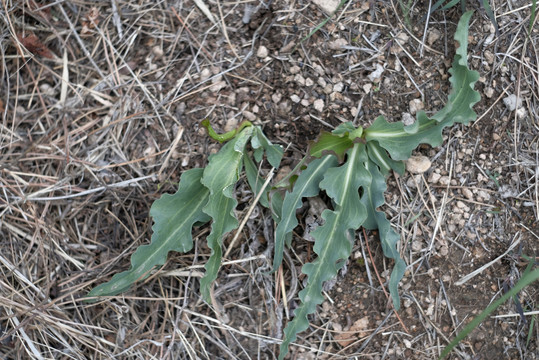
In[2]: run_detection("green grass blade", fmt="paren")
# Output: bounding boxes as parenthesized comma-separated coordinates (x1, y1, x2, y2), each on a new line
(272, 155, 338, 272)
(530, 0, 537, 34)
(526, 314, 536, 348)
(199, 127, 254, 301)
(439, 268, 539, 359)
(279, 144, 370, 359)
(86, 168, 211, 299)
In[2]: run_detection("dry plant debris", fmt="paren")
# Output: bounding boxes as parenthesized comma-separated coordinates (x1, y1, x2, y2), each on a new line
(0, 1, 537, 359)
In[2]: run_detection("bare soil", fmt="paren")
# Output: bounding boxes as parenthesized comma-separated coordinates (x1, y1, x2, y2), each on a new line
(1, 1, 538, 359)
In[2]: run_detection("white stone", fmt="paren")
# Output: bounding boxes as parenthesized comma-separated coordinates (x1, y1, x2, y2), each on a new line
(313, 99, 324, 112)
(363, 83, 372, 93)
(402, 112, 415, 126)
(290, 94, 301, 103)
(200, 68, 211, 81)
(328, 38, 348, 50)
(427, 29, 441, 46)
(256, 45, 269, 58)
(224, 117, 238, 132)
(406, 155, 431, 174)
(333, 82, 344, 92)
(463, 188, 474, 200)
(439, 176, 450, 185)
(243, 111, 256, 121)
(294, 74, 306, 86)
(152, 45, 164, 59)
(428, 172, 441, 183)
(396, 32, 409, 46)
(289, 65, 301, 74)
(312, 0, 341, 14)
(503, 94, 522, 111)
(368, 63, 384, 82)
(210, 81, 226, 92)
(409, 98, 424, 115)
(516, 107, 527, 120)
(313, 63, 325, 75)
(323, 84, 333, 94)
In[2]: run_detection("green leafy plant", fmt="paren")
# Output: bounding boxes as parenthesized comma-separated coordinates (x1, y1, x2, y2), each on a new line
(88, 11, 480, 359)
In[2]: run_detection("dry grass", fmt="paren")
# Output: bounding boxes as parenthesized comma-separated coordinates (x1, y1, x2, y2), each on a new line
(1, 0, 538, 359)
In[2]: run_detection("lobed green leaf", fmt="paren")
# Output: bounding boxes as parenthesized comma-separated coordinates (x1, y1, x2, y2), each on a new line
(364, 11, 479, 160)
(199, 127, 253, 301)
(272, 155, 338, 272)
(251, 127, 284, 168)
(361, 159, 406, 310)
(366, 140, 405, 175)
(87, 168, 211, 299)
(279, 144, 370, 359)
(432, 11, 480, 124)
(309, 132, 353, 161)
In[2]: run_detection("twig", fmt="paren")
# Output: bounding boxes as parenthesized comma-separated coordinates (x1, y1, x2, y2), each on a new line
(455, 234, 521, 286)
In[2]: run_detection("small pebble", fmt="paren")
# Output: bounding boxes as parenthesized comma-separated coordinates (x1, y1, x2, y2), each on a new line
(243, 111, 256, 121)
(313, 99, 324, 112)
(427, 29, 441, 45)
(363, 83, 372, 93)
(152, 45, 164, 59)
(256, 45, 269, 58)
(402, 112, 415, 126)
(328, 38, 347, 50)
(503, 94, 522, 111)
(406, 155, 431, 174)
(409, 98, 424, 115)
(294, 74, 305, 86)
(333, 82, 344, 92)
(484, 50, 494, 64)
(272, 93, 282, 104)
(463, 188, 474, 200)
(289, 65, 300, 74)
(290, 94, 301, 103)
(224, 117, 238, 132)
(368, 63, 384, 82)
(484, 87, 494, 98)
(428, 172, 441, 183)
